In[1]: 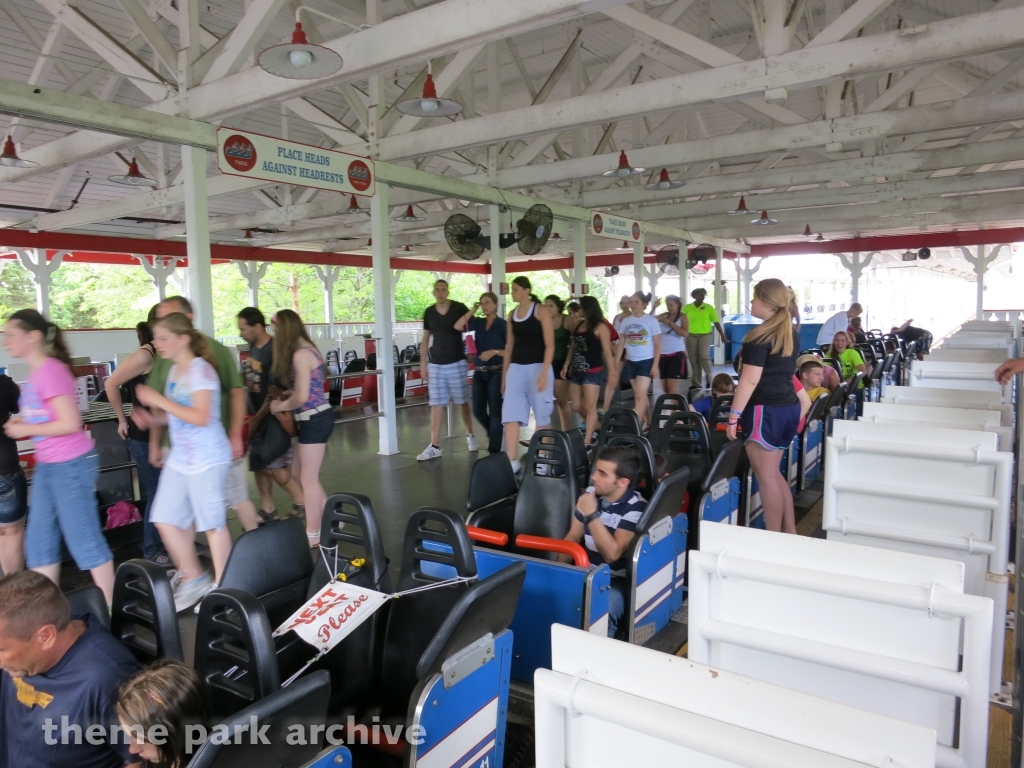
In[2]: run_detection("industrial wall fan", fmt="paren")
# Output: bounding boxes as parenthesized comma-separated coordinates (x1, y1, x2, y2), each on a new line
(443, 204, 553, 260)
(655, 244, 680, 277)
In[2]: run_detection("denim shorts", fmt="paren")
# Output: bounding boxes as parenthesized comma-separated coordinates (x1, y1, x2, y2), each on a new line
(623, 358, 654, 380)
(25, 451, 112, 571)
(0, 470, 28, 525)
(570, 367, 606, 387)
(297, 408, 335, 445)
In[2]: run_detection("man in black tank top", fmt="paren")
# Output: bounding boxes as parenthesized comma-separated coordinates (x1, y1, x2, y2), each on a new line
(418, 280, 479, 461)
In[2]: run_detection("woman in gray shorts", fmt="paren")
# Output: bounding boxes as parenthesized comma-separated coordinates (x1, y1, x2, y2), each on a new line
(501, 276, 554, 475)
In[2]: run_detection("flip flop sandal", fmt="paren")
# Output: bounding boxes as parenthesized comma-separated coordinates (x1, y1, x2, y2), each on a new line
(291, 504, 306, 519)
(257, 508, 279, 525)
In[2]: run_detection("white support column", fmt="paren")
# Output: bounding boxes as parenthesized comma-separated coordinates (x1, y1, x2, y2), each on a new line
(677, 240, 689, 303)
(137, 254, 184, 302)
(489, 204, 506, 316)
(573, 219, 587, 297)
(737, 256, 763, 313)
(633, 239, 644, 293)
(182, 145, 214, 333)
(14, 248, 65, 316)
(837, 251, 877, 305)
(371, 181, 398, 455)
(314, 265, 341, 338)
(959, 244, 1006, 320)
(713, 245, 725, 364)
(235, 260, 268, 307)
(392, 270, 403, 324)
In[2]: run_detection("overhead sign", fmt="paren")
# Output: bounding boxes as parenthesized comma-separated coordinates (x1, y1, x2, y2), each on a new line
(275, 583, 389, 652)
(591, 211, 643, 242)
(217, 128, 375, 196)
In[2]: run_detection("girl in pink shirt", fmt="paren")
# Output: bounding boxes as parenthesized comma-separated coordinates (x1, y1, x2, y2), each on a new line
(3, 310, 114, 604)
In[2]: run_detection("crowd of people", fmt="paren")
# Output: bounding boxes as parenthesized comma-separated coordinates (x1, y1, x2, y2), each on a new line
(0, 297, 334, 616)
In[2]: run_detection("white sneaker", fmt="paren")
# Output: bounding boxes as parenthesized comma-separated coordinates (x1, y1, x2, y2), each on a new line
(510, 459, 522, 474)
(194, 583, 218, 614)
(536, 463, 549, 476)
(417, 444, 442, 461)
(173, 572, 213, 612)
(467, 434, 479, 452)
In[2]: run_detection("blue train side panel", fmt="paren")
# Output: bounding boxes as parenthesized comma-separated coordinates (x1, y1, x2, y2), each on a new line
(669, 514, 688, 614)
(630, 514, 685, 640)
(801, 418, 824, 489)
(474, 550, 608, 683)
(301, 747, 353, 767)
(408, 629, 514, 768)
(699, 477, 741, 526)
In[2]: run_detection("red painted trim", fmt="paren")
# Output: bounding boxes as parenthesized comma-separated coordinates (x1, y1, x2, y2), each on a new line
(748, 228, 1024, 257)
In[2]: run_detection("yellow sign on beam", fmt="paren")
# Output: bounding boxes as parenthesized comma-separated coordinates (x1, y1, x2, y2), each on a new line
(217, 128, 375, 197)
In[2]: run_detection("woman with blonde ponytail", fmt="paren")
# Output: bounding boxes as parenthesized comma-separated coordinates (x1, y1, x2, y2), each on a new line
(135, 312, 232, 612)
(726, 279, 810, 534)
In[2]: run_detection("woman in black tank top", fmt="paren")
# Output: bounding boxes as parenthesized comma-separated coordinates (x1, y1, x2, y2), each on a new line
(564, 296, 615, 444)
(103, 313, 167, 564)
(501, 277, 555, 473)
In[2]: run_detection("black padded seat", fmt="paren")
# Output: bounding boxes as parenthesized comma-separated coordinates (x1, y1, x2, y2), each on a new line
(562, 427, 591, 491)
(511, 430, 578, 552)
(110, 559, 183, 663)
(803, 390, 831, 432)
(602, 434, 658, 500)
(219, 516, 314, 628)
(824, 382, 849, 422)
(185, 670, 330, 768)
(707, 394, 734, 458)
(465, 453, 518, 541)
(376, 509, 479, 715)
(650, 411, 712, 496)
(651, 393, 688, 430)
(195, 589, 280, 718)
(309, 493, 391, 597)
(66, 586, 110, 630)
(692, 439, 745, 552)
(593, 407, 641, 455)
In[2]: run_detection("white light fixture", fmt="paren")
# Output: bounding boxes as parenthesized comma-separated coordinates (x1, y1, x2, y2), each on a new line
(603, 150, 645, 177)
(0, 136, 38, 168)
(109, 158, 157, 187)
(727, 196, 750, 215)
(339, 194, 368, 214)
(396, 71, 464, 117)
(395, 205, 424, 222)
(258, 21, 344, 80)
(751, 210, 779, 225)
(644, 168, 684, 191)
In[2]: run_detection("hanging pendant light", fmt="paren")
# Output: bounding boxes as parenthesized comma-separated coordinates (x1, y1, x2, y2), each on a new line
(339, 194, 368, 214)
(396, 72, 463, 117)
(0, 136, 38, 168)
(603, 150, 645, 177)
(400, 244, 416, 253)
(802, 224, 813, 238)
(395, 205, 424, 222)
(236, 229, 256, 243)
(548, 232, 566, 242)
(814, 232, 831, 243)
(109, 158, 158, 187)
(750, 210, 779, 225)
(616, 240, 633, 251)
(644, 168, 685, 191)
(727, 196, 750, 215)
(258, 22, 343, 79)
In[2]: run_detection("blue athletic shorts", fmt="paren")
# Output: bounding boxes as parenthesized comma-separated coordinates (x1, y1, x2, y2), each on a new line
(740, 403, 801, 451)
(623, 358, 653, 380)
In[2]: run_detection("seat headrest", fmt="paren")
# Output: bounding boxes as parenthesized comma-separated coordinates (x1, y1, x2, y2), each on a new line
(185, 671, 330, 768)
(111, 559, 183, 663)
(398, 508, 477, 591)
(652, 411, 711, 457)
(635, 466, 690, 533)
(66, 586, 110, 631)
(467, 454, 518, 513)
(702, 439, 743, 493)
(603, 434, 658, 499)
(598, 407, 641, 441)
(220, 517, 313, 598)
(415, 562, 526, 681)
(514, 431, 578, 546)
(523, 429, 574, 479)
(310, 493, 391, 596)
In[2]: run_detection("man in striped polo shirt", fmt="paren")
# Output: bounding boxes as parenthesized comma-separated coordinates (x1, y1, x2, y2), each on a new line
(559, 444, 645, 639)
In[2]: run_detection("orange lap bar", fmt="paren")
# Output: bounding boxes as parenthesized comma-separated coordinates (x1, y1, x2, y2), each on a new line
(515, 535, 590, 568)
(466, 526, 509, 546)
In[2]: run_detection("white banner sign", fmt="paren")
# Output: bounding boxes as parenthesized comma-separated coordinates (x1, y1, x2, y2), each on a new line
(275, 583, 389, 652)
(217, 128, 375, 196)
(590, 211, 643, 242)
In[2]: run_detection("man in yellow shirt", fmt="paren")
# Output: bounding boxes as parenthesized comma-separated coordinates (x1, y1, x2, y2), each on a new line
(682, 288, 727, 390)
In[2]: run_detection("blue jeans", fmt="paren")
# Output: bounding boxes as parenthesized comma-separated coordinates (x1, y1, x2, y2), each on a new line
(127, 438, 163, 558)
(472, 369, 504, 453)
(25, 451, 112, 571)
(606, 577, 627, 639)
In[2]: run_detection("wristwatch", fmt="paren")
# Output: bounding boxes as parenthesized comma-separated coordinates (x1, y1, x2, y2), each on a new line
(582, 510, 602, 527)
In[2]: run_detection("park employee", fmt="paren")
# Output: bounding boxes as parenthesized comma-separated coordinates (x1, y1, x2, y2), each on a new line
(682, 288, 727, 390)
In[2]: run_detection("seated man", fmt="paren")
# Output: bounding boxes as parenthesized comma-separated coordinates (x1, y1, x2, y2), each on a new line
(892, 319, 932, 359)
(0, 571, 140, 768)
(796, 355, 831, 403)
(559, 444, 645, 639)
